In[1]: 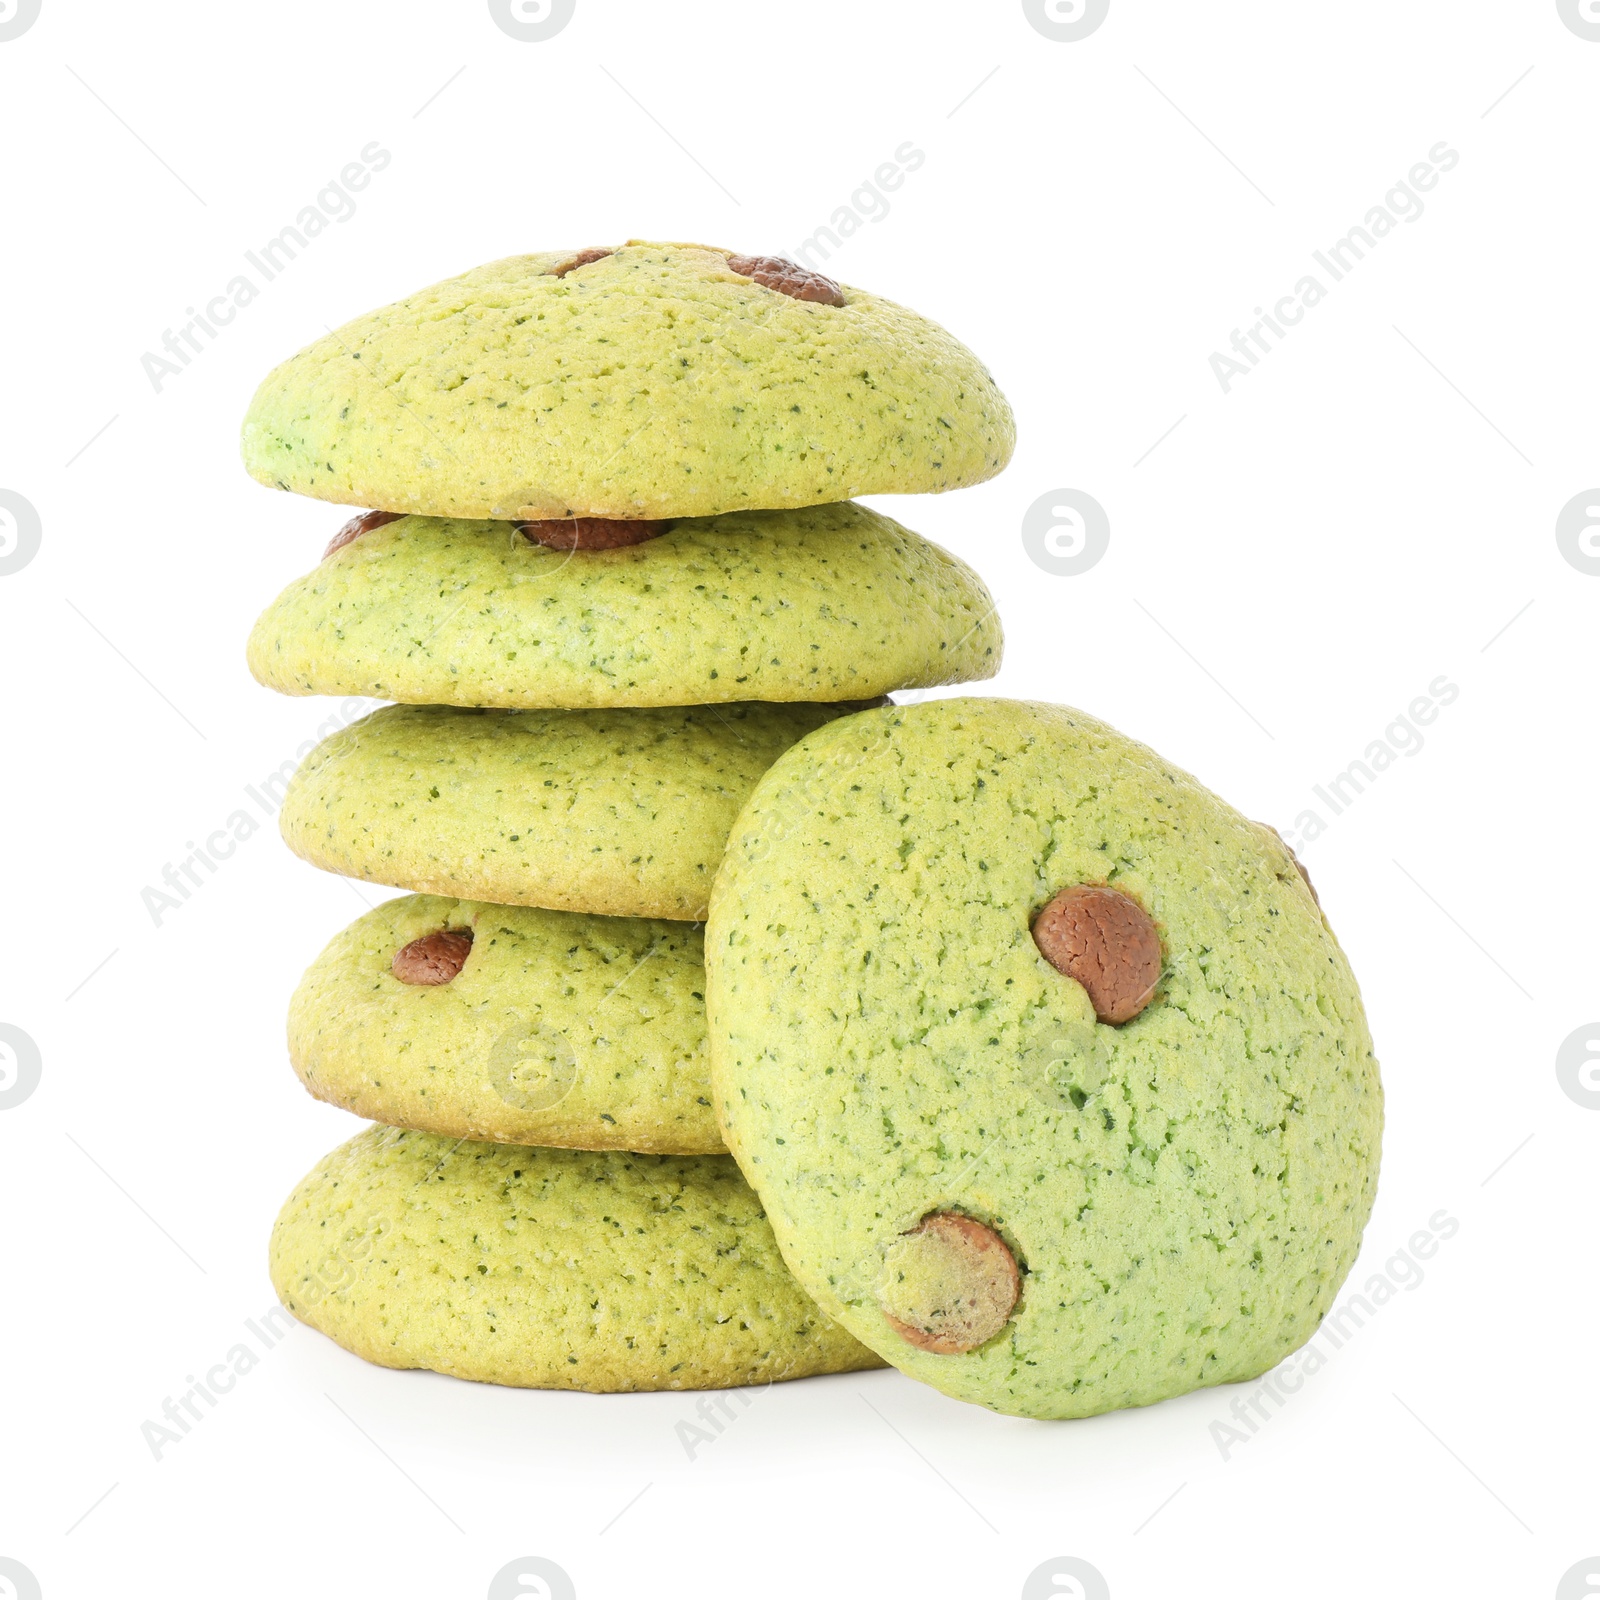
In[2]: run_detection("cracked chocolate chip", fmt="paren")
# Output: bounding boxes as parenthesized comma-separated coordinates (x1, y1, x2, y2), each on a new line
(548, 248, 614, 278)
(517, 518, 668, 551)
(1033, 884, 1162, 1025)
(392, 929, 474, 986)
(726, 253, 846, 307)
(324, 510, 400, 560)
(879, 1213, 1021, 1355)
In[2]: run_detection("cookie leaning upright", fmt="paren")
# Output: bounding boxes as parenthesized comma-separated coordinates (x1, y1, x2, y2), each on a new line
(241, 241, 1015, 521)
(706, 698, 1383, 1420)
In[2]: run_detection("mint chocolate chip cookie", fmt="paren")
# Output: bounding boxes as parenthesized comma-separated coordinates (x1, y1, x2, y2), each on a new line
(241, 241, 1013, 521)
(707, 698, 1382, 1420)
(279, 701, 865, 920)
(270, 1126, 885, 1391)
(247, 503, 1000, 711)
(290, 895, 720, 1153)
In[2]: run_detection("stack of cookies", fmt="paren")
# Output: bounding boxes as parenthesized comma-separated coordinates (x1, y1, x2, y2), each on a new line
(243, 242, 1015, 1393)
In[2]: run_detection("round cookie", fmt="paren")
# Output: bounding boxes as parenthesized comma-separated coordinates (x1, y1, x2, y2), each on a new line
(706, 698, 1382, 1420)
(247, 503, 1001, 710)
(240, 241, 1014, 521)
(290, 895, 719, 1152)
(280, 701, 861, 920)
(269, 1126, 885, 1392)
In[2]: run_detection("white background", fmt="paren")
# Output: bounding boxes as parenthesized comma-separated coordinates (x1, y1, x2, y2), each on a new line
(2, 2, 1595, 1597)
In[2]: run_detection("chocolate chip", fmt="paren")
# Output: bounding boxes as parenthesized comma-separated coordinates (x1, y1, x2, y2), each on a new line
(324, 510, 400, 560)
(392, 929, 474, 986)
(517, 518, 668, 551)
(1033, 884, 1162, 1025)
(726, 254, 846, 307)
(879, 1213, 1021, 1355)
(548, 248, 614, 278)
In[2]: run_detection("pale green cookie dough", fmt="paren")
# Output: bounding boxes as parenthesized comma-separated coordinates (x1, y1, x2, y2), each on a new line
(241, 241, 1014, 520)
(290, 895, 720, 1153)
(269, 1126, 885, 1391)
(280, 701, 858, 920)
(707, 698, 1383, 1421)
(247, 503, 1000, 710)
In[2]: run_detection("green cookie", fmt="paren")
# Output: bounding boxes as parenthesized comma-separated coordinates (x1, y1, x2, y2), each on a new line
(290, 894, 719, 1153)
(248, 503, 1000, 710)
(707, 698, 1382, 1420)
(240, 241, 1013, 521)
(281, 701, 857, 920)
(269, 1126, 885, 1391)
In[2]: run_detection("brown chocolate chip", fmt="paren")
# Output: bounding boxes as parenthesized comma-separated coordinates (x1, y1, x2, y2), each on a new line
(392, 929, 473, 986)
(517, 518, 668, 551)
(548, 248, 614, 278)
(1033, 884, 1162, 1025)
(1255, 822, 1320, 907)
(726, 253, 846, 307)
(324, 510, 400, 560)
(879, 1213, 1021, 1355)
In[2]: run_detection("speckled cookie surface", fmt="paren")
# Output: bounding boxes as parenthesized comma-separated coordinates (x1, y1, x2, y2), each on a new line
(240, 241, 1014, 520)
(248, 503, 1000, 710)
(290, 895, 720, 1152)
(269, 1126, 885, 1391)
(706, 698, 1382, 1420)
(280, 702, 856, 920)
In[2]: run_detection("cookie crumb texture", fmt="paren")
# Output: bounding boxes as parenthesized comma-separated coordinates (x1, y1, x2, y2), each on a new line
(290, 895, 721, 1152)
(269, 1127, 885, 1391)
(707, 698, 1383, 1419)
(240, 242, 1013, 520)
(279, 701, 859, 920)
(247, 502, 1001, 710)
